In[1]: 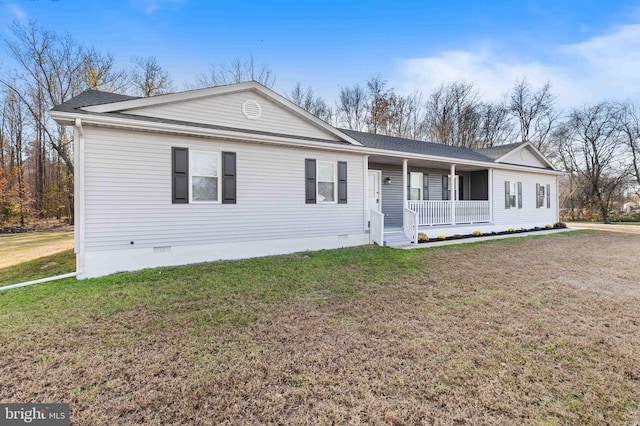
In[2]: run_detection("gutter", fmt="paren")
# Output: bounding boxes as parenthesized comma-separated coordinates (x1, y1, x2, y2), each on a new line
(49, 110, 565, 176)
(0, 272, 80, 292)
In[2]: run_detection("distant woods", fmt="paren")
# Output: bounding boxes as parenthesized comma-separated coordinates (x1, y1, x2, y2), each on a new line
(1, 21, 639, 226)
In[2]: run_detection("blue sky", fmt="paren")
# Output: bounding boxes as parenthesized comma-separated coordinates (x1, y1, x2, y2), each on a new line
(2, 0, 640, 108)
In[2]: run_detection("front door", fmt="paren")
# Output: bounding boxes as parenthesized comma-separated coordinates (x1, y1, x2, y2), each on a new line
(367, 170, 382, 227)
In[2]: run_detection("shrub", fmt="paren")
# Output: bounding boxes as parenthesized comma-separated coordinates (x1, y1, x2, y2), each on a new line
(545, 224, 553, 229)
(472, 230, 483, 236)
(417, 232, 428, 242)
(507, 228, 516, 233)
(437, 235, 446, 239)
(554, 222, 567, 229)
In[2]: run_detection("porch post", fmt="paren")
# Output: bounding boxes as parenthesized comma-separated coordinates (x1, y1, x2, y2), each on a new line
(488, 168, 494, 223)
(450, 163, 456, 224)
(402, 159, 408, 209)
(363, 155, 369, 232)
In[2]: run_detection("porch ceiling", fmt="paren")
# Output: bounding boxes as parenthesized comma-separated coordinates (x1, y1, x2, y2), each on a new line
(368, 154, 489, 171)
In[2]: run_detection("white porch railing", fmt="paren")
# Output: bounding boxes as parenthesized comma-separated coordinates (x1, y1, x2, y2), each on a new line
(370, 210, 385, 246)
(403, 208, 419, 243)
(407, 200, 490, 226)
(407, 200, 451, 226)
(455, 200, 491, 224)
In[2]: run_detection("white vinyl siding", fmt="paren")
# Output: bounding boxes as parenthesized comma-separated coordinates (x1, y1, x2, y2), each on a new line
(125, 91, 340, 141)
(82, 127, 364, 252)
(499, 147, 548, 168)
(493, 169, 558, 227)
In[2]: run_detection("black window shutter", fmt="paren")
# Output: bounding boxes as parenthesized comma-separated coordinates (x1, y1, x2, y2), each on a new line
(442, 175, 449, 200)
(337, 161, 347, 204)
(172, 147, 189, 204)
(517, 182, 522, 209)
(305, 159, 316, 204)
(546, 184, 551, 208)
(221, 151, 236, 204)
(505, 181, 510, 209)
(458, 176, 464, 200)
(423, 174, 429, 200)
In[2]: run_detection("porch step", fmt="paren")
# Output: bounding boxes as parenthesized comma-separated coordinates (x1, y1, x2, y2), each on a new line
(384, 230, 412, 247)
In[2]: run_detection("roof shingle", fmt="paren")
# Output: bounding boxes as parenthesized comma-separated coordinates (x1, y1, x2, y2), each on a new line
(340, 129, 496, 163)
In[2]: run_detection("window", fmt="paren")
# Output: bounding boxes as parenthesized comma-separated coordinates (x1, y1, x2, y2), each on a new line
(305, 159, 347, 204)
(172, 148, 236, 204)
(409, 172, 429, 200)
(505, 181, 522, 209)
(191, 150, 219, 202)
(536, 183, 550, 208)
(443, 175, 462, 200)
(317, 161, 336, 202)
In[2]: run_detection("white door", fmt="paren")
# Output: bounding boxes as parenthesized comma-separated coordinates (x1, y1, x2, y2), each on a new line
(367, 170, 382, 227)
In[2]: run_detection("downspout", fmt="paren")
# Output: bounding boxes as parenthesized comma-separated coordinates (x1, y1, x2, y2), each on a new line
(0, 119, 85, 292)
(0, 272, 79, 292)
(74, 118, 85, 278)
(556, 175, 560, 223)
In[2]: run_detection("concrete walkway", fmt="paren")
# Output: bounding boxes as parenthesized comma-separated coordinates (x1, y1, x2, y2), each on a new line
(398, 227, 579, 249)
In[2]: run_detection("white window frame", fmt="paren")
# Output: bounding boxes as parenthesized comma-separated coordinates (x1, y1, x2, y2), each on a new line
(409, 172, 424, 201)
(189, 150, 221, 203)
(509, 181, 517, 208)
(537, 184, 545, 209)
(317, 161, 337, 203)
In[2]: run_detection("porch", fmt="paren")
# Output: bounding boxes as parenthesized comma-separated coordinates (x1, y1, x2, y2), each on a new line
(367, 155, 494, 246)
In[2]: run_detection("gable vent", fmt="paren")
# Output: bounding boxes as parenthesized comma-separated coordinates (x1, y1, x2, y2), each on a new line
(242, 99, 262, 120)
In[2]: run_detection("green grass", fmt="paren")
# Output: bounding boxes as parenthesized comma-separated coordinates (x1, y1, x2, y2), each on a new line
(0, 249, 75, 287)
(0, 245, 422, 326)
(0, 230, 637, 424)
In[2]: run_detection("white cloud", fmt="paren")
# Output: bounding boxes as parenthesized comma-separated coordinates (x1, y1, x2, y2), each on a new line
(8, 4, 28, 21)
(395, 21, 640, 108)
(130, 0, 182, 14)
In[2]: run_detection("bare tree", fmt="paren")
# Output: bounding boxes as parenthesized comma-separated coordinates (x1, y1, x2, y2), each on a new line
(191, 56, 275, 88)
(335, 84, 369, 131)
(619, 101, 640, 192)
(367, 76, 392, 134)
(424, 81, 481, 148)
(509, 79, 558, 153)
(477, 100, 514, 147)
(81, 49, 129, 93)
(562, 102, 629, 223)
(130, 56, 175, 97)
(286, 82, 332, 123)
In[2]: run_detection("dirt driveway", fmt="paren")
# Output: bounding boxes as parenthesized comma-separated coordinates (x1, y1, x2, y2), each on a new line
(567, 222, 640, 235)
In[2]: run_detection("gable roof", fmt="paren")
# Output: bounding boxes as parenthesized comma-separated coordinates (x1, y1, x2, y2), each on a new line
(75, 81, 362, 146)
(341, 130, 496, 163)
(477, 141, 554, 169)
(51, 90, 139, 112)
(475, 142, 527, 160)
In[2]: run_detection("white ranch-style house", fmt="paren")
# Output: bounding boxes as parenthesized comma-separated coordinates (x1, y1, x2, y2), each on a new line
(50, 81, 562, 279)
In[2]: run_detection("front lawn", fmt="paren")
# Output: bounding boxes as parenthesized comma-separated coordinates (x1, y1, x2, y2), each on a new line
(1, 230, 638, 424)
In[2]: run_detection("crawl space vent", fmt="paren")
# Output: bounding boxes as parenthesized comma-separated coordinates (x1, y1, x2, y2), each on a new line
(242, 99, 262, 120)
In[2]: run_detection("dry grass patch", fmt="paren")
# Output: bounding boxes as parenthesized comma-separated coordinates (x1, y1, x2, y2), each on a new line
(1, 231, 639, 424)
(0, 231, 73, 268)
